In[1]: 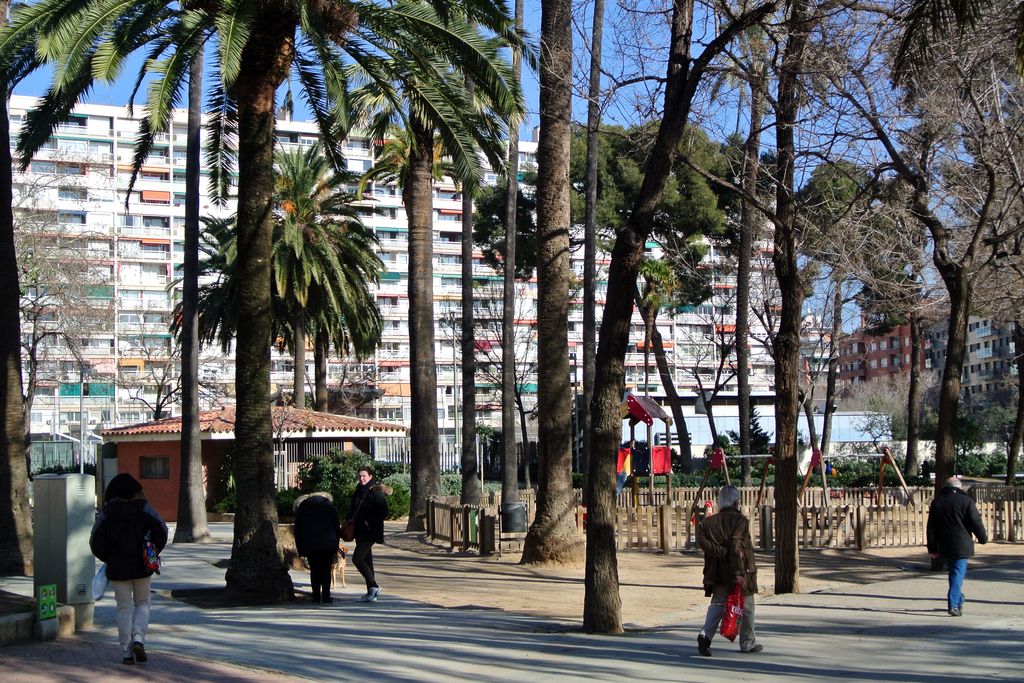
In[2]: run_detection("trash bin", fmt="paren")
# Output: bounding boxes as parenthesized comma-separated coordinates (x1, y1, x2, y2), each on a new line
(499, 501, 527, 533)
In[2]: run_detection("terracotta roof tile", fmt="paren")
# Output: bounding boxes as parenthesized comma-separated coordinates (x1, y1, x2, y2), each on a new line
(102, 406, 406, 438)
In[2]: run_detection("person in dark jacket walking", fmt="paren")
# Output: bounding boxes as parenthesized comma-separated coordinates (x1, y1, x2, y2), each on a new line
(346, 466, 389, 602)
(89, 473, 168, 665)
(927, 477, 988, 616)
(695, 485, 761, 657)
(293, 492, 342, 604)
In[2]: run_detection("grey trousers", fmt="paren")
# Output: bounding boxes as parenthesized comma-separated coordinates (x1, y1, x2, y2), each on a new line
(700, 585, 757, 651)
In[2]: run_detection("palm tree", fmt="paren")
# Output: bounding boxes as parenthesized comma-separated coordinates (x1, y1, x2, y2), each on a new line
(189, 201, 383, 397)
(355, 48, 524, 529)
(173, 51, 212, 544)
(1, 0, 521, 602)
(273, 143, 383, 408)
(0, 0, 33, 576)
(522, 0, 583, 566)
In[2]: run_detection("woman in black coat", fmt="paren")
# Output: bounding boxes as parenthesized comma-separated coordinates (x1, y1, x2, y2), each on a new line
(293, 492, 341, 604)
(89, 473, 167, 665)
(347, 466, 389, 601)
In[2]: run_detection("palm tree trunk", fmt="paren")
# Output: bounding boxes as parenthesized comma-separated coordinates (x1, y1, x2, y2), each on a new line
(174, 53, 211, 544)
(460, 135, 481, 505)
(1006, 321, 1024, 484)
(522, 0, 583, 567)
(0, 0, 34, 574)
(581, 0, 606, 496)
(224, 19, 295, 603)
(772, 0, 812, 595)
(292, 310, 306, 408)
(737, 61, 764, 486)
(502, 0, 524, 506)
(314, 329, 329, 412)
(406, 116, 440, 531)
(904, 313, 923, 477)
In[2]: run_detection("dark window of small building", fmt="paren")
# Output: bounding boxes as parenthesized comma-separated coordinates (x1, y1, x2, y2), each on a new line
(140, 455, 170, 479)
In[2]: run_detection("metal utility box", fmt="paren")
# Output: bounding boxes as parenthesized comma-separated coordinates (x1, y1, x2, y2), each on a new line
(33, 474, 96, 609)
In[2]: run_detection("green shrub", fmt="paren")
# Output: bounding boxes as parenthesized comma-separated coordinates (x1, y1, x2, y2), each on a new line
(955, 450, 1005, 477)
(440, 473, 463, 496)
(382, 473, 411, 519)
(276, 487, 302, 518)
(297, 450, 373, 514)
(213, 489, 236, 513)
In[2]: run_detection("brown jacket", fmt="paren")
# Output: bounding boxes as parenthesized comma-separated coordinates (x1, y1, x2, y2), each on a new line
(697, 505, 758, 596)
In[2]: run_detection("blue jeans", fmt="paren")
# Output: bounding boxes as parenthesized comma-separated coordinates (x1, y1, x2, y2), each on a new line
(947, 557, 968, 611)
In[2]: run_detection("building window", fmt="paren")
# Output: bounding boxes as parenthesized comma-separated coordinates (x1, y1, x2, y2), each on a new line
(140, 455, 171, 479)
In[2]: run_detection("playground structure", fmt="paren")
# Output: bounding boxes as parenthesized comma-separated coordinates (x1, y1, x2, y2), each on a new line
(617, 393, 673, 502)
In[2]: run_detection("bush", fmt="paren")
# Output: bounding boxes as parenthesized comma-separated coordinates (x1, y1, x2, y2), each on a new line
(213, 489, 236, 513)
(277, 487, 302, 518)
(298, 450, 373, 513)
(382, 473, 411, 519)
(955, 450, 1005, 477)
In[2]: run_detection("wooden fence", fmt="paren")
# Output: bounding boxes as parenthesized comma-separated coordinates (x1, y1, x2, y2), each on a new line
(427, 484, 1024, 554)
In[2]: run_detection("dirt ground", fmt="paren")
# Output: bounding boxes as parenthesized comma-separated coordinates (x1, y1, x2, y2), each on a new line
(375, 521, 1023, 629)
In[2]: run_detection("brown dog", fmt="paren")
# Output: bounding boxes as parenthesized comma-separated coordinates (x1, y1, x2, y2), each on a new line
(331, 544, 347, 589)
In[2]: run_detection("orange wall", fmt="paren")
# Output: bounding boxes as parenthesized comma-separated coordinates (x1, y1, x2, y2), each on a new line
(113, 440, 230, 522)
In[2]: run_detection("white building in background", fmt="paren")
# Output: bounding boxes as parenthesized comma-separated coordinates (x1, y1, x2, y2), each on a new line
(10, 96, 777, 452)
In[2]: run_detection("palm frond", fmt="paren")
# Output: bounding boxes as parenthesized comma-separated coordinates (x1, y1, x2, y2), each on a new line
(205, 81, 238, 206)
(213, 0, 253, 89)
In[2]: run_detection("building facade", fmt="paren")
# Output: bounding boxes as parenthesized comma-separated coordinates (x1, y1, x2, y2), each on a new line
(838, 323, 927, 386)
(10, 97, 777, 456)
(926, 317, 1017, 401)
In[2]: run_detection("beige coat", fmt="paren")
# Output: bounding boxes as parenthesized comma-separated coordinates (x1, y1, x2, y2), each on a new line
(696, 505, 758, 596)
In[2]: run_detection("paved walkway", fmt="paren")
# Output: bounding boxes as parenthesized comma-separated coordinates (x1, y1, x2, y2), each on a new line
(1, 525, 1021, 682)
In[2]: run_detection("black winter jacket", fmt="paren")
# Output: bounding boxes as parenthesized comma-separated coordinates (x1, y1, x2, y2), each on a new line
(927, 486, 988, 559)
(348, 480, 388, 543)
(90, 498, 168, 581)
(294, 494, 341, 556)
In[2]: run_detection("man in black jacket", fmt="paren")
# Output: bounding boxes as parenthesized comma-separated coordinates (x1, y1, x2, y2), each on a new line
(927, 477, 988, 616)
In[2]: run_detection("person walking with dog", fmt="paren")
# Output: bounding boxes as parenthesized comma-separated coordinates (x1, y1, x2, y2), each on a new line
(294, 492, 342, 605)
(927, 476, 988, 616)
(347, 466, 389, 602)
(695, 484, 761, 657)
(89, 473, 168, 665)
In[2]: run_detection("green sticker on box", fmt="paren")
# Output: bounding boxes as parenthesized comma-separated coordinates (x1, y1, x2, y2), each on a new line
(38, 584, 57, 620)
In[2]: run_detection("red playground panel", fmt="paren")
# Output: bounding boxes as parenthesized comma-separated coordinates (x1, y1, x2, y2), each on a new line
(651, 446, 671, 475)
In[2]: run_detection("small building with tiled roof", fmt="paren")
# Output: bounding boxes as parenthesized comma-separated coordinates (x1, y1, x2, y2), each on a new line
(101, 406, 407, 521)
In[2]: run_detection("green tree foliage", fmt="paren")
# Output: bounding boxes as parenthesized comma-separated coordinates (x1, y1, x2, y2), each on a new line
(473, 172, 538, 278)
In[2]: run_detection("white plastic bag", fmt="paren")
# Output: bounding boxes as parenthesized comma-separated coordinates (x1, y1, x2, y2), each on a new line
(92, 563, 109, 601)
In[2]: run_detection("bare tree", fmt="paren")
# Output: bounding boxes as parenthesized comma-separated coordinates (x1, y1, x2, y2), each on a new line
(116, 339, 181, 420)
(824, 1, 1024, 492)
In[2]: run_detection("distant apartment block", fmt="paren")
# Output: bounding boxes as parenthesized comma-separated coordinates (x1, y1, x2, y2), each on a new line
(838, 323, 926, 385)
(927, 317, 1017, 400)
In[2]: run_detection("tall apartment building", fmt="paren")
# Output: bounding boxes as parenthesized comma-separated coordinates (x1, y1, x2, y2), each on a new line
(10, 97, 776, 454)
(927, 317, 1017, 401)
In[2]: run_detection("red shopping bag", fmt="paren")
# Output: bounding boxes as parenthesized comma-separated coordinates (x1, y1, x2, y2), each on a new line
(720, 583, 745, 642)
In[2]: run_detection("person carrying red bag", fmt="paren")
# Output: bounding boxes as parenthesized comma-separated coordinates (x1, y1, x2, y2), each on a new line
(695, 484, 762, 657)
